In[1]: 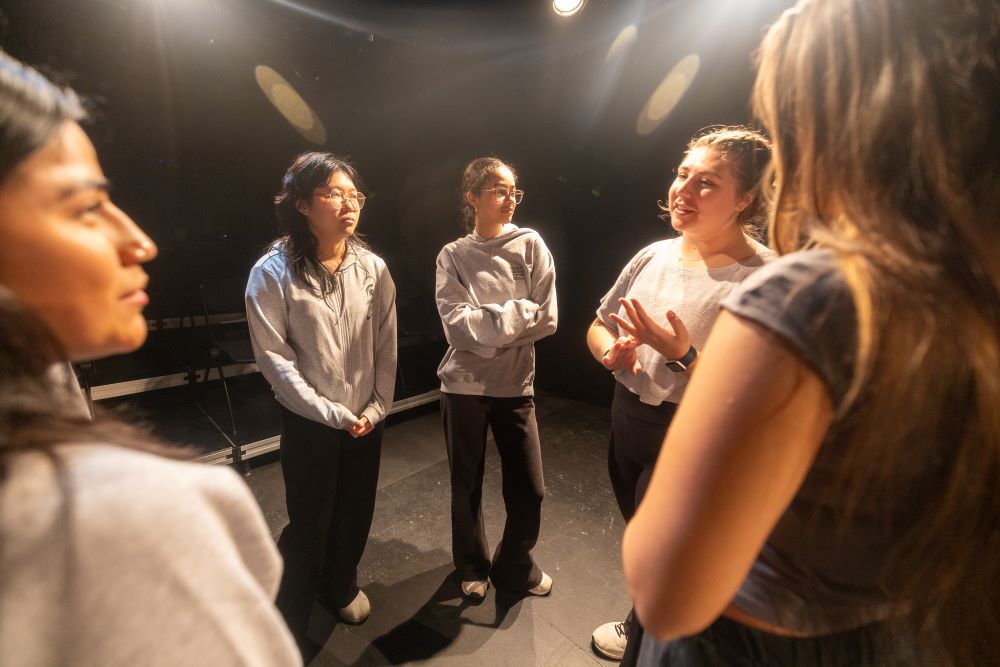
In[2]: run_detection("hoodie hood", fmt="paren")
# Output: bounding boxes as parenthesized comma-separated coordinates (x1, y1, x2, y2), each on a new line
(461, 224, 537, 248)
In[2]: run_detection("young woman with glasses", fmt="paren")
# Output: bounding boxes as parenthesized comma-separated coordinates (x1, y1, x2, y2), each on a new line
(434, 157, 558, 602)
(246, 153, 397, 651)
(624, 0, 1000, 664)
(586, 127, 774, 663)
(0, 51, 299, 665)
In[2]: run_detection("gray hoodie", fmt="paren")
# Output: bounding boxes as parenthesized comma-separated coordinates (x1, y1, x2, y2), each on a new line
(435, 224, 557, 397)
(246, 243, 397, 429)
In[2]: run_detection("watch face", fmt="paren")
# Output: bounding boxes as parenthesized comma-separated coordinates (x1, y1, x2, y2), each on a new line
(665, 360, 685, 372)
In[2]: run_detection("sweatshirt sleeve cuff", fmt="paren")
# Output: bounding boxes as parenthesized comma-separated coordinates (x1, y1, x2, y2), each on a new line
(361, 404, 384, 426)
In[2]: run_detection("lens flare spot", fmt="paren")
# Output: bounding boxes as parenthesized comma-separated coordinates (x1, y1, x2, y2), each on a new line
(606, 25, 637, 63)
(254, 64, 327, 144)
(636, 54, 700, 136)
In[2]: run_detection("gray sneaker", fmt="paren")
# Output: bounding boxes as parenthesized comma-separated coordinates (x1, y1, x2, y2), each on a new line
(461, 579, 489, 602)
(592, 621, 627, 660)
(526, 572, 553, 596)
(338, 590, 371, 624)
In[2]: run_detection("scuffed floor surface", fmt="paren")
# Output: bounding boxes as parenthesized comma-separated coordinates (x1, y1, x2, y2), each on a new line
(247, 394, 631, 666)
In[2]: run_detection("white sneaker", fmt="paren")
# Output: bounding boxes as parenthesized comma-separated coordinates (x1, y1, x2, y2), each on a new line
(338, 590, 371, 624)
(526, 572, 553, 596)
(461, 579, 489, 601)
(592, 621, 627, 660)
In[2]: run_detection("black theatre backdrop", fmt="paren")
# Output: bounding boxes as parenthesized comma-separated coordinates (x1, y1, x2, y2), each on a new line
(2, 0, 794, 404)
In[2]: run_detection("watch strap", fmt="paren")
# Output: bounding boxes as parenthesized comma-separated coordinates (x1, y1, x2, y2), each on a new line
(665, 345, 697, 372)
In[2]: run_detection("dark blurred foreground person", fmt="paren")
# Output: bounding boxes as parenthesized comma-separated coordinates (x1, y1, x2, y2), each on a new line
(623, 0, 1000, 664)
(0, 51, 299, 666)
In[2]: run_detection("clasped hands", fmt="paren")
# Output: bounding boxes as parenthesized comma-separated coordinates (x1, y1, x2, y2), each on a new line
(349, 416, 373, 438)
(601, 298, 690, 374)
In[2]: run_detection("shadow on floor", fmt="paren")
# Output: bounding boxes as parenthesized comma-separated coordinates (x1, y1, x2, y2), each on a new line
(252, 396, 625, 666)
(307, 543, 531, 666)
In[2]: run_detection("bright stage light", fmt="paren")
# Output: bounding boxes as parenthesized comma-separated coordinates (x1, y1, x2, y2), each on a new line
(553, 0, 587, 18)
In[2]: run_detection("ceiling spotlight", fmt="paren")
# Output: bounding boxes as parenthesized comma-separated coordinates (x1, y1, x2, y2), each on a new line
(553, 0, 587, 18)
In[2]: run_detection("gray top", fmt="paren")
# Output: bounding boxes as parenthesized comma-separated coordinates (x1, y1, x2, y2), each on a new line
(246, 243, 397, 428)
(435, 224, 558, 397)
(596, 237, 774, 405)
(722, 249, 904, 633)
(0, 444, 300, 666)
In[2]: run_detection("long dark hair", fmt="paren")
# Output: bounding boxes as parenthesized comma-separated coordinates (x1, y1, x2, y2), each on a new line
(0, 51, 83, 182)
(458, 156, 516, 232)
(0, 51, 183, 468)
(0, 289, 179, 473)
(754, 0, 999, 662)
(273, 151, 370, 297)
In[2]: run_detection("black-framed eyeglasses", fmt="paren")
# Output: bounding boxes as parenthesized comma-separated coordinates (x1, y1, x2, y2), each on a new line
(484, 186, 524, 204)
(314, 190, 367, 209)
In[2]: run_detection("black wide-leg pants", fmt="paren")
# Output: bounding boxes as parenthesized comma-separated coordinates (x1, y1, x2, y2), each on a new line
(440, 392, 545, 591)
(608, 381, 678, 667)
(275, 405, 382, 645)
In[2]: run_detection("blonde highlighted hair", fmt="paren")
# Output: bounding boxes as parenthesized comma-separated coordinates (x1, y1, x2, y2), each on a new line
(753, 0, 1000, 662)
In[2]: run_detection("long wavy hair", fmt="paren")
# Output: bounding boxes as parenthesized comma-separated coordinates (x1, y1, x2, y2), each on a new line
(657, 126, 772, 239)
(0, 51, 182, 473)
(753, 0, 1000, 662)
(272, 152, 370, 297)
(458, 156, 517, 232)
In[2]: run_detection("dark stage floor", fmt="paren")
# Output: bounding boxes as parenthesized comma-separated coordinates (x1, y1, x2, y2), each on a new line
(245, 394, 631, 666)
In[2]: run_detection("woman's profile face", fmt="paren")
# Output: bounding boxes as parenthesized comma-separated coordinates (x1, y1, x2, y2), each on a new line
(296, 169, 362, 244)
(467, 165, 518, 229)
(0, 121, 157, 361)
(667, 146, 751, 240)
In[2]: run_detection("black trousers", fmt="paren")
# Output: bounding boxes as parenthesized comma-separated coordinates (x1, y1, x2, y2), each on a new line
(274, 406, 383, 646)
(637, 615, 908, 666)
(608, 381, 678, 667)
(608, 381, 678, 521)
(440, 392, 545, 590)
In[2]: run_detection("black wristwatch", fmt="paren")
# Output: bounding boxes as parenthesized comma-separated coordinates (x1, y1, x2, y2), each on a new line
(665, 345, 697, 372)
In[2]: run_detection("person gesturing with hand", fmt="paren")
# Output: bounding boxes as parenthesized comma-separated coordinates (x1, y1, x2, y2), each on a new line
(610, 299, 695, 374)
(585, 127, 774, 664)
(597, 332, 641, 375)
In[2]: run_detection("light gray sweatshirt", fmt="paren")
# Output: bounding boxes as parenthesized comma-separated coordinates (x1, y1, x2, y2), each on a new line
(435, 224, 557, 397)
(0, 444, 300, 666)
(246, 243, 397, 429)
